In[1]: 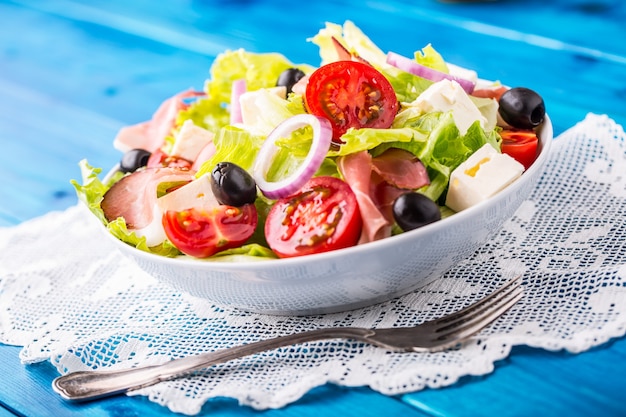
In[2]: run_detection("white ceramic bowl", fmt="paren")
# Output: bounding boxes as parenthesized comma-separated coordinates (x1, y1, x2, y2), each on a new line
(107, 116, 553, 315)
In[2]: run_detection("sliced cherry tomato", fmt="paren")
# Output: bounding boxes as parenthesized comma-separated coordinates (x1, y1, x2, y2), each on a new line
(147, 148, 193, 170)
(500, 129, 539, 170)
(163, 205, 257, 258)
(304, 60, 398, 142)
(265, 176, 362, 258)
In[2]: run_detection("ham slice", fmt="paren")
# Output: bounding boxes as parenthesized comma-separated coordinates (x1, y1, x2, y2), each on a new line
(113, 90, 205, 153)
(371, 173, 408, 224)
(338, 151, 392, 244)
(371, 148, 429, 190)
(338, 149, 431, 244)
(101, 167, 195, 230)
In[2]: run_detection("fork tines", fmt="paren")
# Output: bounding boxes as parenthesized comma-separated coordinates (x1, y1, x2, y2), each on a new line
(432, 276, 523, 343)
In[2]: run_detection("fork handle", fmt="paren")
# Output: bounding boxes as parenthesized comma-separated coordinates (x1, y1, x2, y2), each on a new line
(52, 327, 374, 401)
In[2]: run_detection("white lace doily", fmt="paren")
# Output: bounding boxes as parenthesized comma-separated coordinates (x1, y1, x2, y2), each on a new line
(1, 113, 626, 415)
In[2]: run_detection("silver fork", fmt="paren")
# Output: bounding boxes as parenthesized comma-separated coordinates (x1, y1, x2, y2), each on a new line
(52, 276, 522, 401)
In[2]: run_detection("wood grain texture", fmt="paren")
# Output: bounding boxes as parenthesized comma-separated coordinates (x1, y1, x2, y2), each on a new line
(0, 345, 427, 417)
(1, 0, 625, 415)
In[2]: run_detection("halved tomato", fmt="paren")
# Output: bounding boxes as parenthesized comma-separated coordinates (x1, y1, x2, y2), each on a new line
(500, 129, 539, 170)
(163, 205, 257, 258)
(265, 176, 362, 258)
(147, 148, 193, 170)
(304, 60, 398, 142)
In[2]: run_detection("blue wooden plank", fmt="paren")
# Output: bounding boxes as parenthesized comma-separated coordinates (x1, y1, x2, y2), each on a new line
(0, 344, 427, 417)
(0, 407, 16, 417)
(5, 0, 624, 137)
(3, 2, 626, 136)
(401, 343, 626, 416)
(0, 345, 198, 417)
(0, 1, 214, 125)
(391, 0, 626, 58)
(0, 79, 120, 222)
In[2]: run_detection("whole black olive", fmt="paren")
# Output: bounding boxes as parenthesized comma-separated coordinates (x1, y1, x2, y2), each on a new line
(210, 162, 257, 206)
(120, 148, 151, 173)
(276, 68, 306, 95)
(392, 192, 441, 232)
(498, 87, 546, 129)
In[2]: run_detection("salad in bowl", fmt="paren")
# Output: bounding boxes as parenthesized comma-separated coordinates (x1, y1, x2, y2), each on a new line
(73, 21, 551, 314)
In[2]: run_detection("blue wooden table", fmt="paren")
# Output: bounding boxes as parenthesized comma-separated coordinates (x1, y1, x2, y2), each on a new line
(1, 0, 625, 415)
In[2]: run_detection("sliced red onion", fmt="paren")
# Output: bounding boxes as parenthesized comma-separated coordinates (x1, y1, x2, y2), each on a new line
(230, 78, 246, 125)
(386, 51, 475, 94)
(253, 114, 332, 199)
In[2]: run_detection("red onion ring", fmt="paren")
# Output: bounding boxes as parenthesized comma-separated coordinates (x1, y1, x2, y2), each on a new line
(252, 114, 332, 199)
(386, 51, 475, 94)
(230, 79, 247, 125)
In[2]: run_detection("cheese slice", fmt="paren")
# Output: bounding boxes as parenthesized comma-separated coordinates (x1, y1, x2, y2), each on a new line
(171, 120, 214, 162)
(414, 79, 487, 135)
(156, 173, 219, 213)
(445, 143, 524, 212)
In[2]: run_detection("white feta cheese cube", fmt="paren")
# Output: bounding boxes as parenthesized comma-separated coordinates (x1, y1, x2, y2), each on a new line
(171, 120, 215, 162)
(414, 79, 487, 135)
(157, 173, 220, 213)
(133, 203, 168, 247)
(445, 143, 524, 212)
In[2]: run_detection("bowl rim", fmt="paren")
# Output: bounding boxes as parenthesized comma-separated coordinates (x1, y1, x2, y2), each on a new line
(107, 115, 553, 271)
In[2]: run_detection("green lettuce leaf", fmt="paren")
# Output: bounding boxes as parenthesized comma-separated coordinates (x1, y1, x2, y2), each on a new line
(70, 160, 183, 257)
(196, 126, 264, 177)
(237, 87, 304, 136)
(383, 69, 434, 104)
(107, 217, 182, 257)
(309, 21, 388, 67)
(70, 159, 115, 225)
(331, 127, 418, 156)
(200, 244, 278, 262)
(414, 43, 449, 73)
(177, 49, 313, 133)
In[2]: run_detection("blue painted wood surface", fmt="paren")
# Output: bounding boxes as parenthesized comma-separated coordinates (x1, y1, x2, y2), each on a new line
(1, 0, 626, 415)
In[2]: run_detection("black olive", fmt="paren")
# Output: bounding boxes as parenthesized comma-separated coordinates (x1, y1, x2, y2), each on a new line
(498, 87, 546, 129)
(276, 68, 306, 95)
(120, 149, 151, 173)
(392, 192, 441, 232)
(210, 162, 257, 206)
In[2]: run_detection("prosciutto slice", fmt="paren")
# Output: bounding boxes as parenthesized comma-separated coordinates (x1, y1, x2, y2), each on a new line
(370, 148, 429, 190)
(338, 149, 431, 244)
(101, 167, 195, 230)
(338, 152, 392, 244)
(113, 90, 205, 153)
